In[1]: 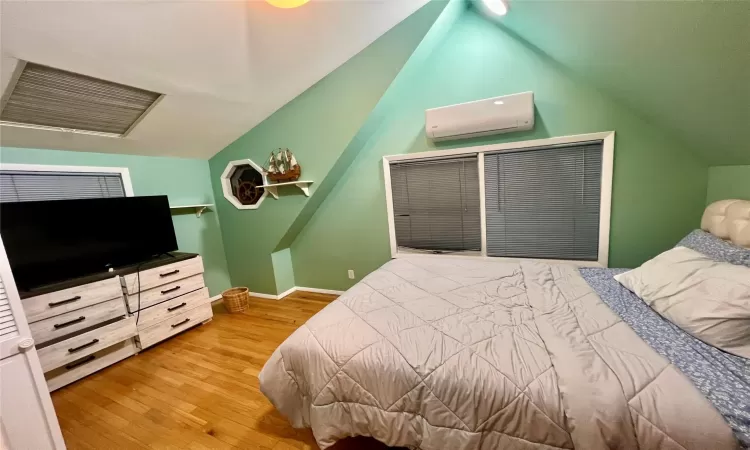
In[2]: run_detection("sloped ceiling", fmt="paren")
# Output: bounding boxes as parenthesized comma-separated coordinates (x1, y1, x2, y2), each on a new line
(497, 0, 750, 165)
(2, 0, 747, 165)
(0, 0, 430, 158)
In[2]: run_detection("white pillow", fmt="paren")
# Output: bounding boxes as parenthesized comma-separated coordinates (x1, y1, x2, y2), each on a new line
(614, 246, 750, 359)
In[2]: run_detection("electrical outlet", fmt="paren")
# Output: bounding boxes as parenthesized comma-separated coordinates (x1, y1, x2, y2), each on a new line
(347, 269, 355, 279)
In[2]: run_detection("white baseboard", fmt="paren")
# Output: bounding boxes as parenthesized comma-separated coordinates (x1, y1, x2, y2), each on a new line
(249, 291, 280, 300)
(277, 286, 297, 299)
(295, 286, 346, 295)
(246, 286, 345, 300)
(209, 294, 223, 304)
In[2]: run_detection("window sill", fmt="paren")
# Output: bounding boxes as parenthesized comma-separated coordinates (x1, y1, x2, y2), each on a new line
(393, 250, 607, 268)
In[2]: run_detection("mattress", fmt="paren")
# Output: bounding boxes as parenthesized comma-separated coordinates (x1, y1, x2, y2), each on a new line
(260, 257, 739, 449)
(580, 267, 750, 447)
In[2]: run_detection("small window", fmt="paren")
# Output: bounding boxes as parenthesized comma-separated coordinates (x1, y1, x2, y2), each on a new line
(0, 167, 131, 203)
(229, 164, 265, 207)
(0, 62, 162, 137)
(389, 156, 481, 253)
(220, 159, 268, 210)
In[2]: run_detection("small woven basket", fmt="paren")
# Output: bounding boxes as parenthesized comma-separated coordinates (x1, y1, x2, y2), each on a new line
(221, 287, 250, 313)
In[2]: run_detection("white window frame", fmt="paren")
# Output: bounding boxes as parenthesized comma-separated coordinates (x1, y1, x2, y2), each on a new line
(220, 159, 269, 210)
(0, 163, 135, 197)
(383, 131, 615, 267)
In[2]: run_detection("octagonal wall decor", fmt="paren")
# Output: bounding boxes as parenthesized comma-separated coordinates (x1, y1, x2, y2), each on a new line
(221, 159, 268, 210)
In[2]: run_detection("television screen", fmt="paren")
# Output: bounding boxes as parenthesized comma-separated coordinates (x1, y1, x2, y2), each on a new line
(0, 195, 178, 290)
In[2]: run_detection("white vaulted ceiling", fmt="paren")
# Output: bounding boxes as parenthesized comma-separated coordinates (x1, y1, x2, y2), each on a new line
(0, 0, 430, 158)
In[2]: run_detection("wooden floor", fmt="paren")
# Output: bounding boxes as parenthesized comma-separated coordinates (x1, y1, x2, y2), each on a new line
(51, 290, 391, 450)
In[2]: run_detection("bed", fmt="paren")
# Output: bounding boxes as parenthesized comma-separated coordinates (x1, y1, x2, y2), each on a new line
(581, 268, 750, 447)
(260, 200, 750, 450)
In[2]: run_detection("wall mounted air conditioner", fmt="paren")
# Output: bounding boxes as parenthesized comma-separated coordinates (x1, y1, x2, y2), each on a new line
(425, 91, 534, 141)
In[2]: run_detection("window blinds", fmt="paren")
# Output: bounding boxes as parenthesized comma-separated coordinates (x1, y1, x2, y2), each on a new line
(390, 156, 481, 252)
(0, 62, 161, 136)
(0, 171, 126, 203)
(484, 142, 603, 260)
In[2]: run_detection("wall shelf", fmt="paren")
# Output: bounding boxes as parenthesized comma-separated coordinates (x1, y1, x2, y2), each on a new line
(169, 204, 213, 217)
(256, 181, 313, 199)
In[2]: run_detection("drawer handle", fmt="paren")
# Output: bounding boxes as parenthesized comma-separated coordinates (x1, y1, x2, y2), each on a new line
(161, 286, 181, 295)
(65, 355, 96, 370)
(167, 302, 187, 312)
(68, 339, 99, 354)
(53, 316, 85, 329)
(160, 269, 180, 278)
(171, 318, 191, 328)
(48, 296, 82, 308)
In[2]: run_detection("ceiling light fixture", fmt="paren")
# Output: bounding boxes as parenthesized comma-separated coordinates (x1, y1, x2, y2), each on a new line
(482, 0, 509, 16)
(266, 0, 310, 8)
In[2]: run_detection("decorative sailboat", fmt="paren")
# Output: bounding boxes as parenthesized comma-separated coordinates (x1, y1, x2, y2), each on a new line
(265, 148, 301, 182)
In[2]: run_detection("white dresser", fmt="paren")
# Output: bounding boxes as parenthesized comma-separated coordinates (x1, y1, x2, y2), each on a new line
(121, 255, 212, 350)
(23, 276, 137, 391)
(20, 253, 213, 391)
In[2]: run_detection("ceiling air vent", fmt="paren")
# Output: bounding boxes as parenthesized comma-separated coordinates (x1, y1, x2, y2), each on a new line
(0, 62, 162, 137)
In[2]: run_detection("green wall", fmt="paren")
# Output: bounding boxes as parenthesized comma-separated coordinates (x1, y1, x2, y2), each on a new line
(208, 1, 450, 294)
(0, 146, 231, 296)
(209, 3, 711, 294)
(706, 165, 750, 204)
(289, 7, 709, 290)
(2, 3, 727, 298)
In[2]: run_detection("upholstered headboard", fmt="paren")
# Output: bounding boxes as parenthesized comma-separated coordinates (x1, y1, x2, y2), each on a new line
(701, 199, 750, 248)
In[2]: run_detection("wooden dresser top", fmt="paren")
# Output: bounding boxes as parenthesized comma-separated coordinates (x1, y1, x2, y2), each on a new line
(19, 252, 198, 299)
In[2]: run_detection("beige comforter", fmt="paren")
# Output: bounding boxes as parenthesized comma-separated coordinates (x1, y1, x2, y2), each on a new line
(260, 258, 738, 449)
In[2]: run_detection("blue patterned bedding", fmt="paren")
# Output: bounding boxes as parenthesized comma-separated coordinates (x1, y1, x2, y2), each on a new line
(580, 268, 750, 447)
(677, 229, 750, 267)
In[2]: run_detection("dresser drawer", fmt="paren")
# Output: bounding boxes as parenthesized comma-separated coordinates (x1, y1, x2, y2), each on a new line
(45, 339, 136, 392)
(37, 317, 137, 372)
(29, 298, 127, 345)
(122, 256, 203, 295)
(136, 287, 209, 328)
(22, 277, 122, 324)
(125, 274, 205, 312)
(137, 303, 212, 350)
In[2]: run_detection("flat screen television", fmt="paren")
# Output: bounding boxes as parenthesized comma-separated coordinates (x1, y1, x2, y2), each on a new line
(0, 195, 178, 290)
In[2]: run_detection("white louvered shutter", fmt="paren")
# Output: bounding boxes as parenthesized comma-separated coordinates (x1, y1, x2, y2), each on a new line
(0, 276, 19, 342)
(0, 236, 33, 359)
(0, 236, 67, 449)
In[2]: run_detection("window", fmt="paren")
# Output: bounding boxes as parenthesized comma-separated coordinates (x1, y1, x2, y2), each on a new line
(220, 159, 268, 210)
(229, 163, 266, 207)
(484, 142, 603, 261)
(390, 156, 480, 252)
(384, 132, 614, 266)
(0, 62, 162, 137)
(0, 164, 133, 203)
